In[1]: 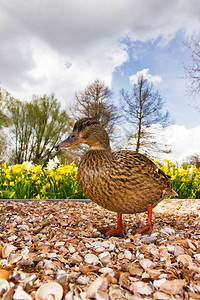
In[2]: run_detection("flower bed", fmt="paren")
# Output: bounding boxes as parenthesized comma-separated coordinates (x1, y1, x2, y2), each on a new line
(154, 159, 200, 199)
(0, 158, 200, 199)
(0, 160, 86, 199)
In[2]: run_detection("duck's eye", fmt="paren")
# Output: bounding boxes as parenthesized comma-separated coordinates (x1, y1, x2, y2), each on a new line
(71, 134, 76, 138)
(85, 121, 91, 127)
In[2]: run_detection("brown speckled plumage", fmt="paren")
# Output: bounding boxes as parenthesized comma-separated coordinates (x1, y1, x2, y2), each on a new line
(78, 150, 174, 214)
(57, 117, 176, 215)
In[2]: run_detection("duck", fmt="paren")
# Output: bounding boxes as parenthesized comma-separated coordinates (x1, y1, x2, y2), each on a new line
(56, 117, 177, 236)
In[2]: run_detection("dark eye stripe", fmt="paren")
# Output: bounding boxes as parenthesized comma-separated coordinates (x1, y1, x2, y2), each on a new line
(73, 124, 77, 131)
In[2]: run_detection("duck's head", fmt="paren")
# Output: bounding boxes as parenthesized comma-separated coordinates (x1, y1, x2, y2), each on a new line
(56, 118, 110, 151)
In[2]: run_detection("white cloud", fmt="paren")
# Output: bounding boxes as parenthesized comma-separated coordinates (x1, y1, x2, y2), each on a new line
(160, 125, 200, 163)
(0, 0, 199, 103)
(124, 124, 200, 163)
(14, 39, 129, 103)
(129, 68, 162, 85)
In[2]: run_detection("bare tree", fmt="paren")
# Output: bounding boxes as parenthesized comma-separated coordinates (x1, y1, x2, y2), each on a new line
(184, 35, 200, 114)
(185, 154, 200, 168)
(184, 35, 200, 97)
(71, 79, 120, 136)
(120, 75, 171, 157)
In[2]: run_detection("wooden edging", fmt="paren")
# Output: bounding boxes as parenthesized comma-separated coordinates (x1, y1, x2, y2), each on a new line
(0, 199, 199, 202)
(0, 199, 92, 203)
(162, 199, 200, 202)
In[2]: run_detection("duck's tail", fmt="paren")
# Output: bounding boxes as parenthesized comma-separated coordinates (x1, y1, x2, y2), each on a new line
(171, 189, 178, 197)
(162, 188, 178, 198)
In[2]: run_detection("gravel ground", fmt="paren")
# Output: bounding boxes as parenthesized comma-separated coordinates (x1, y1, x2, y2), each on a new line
(0, 199, 200, 299)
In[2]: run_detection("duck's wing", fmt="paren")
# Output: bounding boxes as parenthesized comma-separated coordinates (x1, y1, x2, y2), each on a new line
(112, 150, 173, 194)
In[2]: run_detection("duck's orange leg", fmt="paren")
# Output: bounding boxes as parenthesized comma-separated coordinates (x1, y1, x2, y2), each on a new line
(105, 213, 126, 237)
(134, 205, 153, 235)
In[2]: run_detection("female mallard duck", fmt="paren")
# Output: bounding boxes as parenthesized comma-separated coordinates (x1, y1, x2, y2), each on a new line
(56, 118, 177, 236)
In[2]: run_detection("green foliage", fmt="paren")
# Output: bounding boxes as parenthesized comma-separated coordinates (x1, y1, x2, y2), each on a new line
(0, 86, 12, 160)
(0, 161, 86, 199)
(6, 94, 71, 164)
(0, 86, 10, 129)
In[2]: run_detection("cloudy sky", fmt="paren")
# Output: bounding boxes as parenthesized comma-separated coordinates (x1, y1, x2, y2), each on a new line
(0, 0, 200, 161)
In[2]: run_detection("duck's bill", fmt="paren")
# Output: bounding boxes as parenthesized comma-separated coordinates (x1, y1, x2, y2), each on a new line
(55, 134, 83, 150)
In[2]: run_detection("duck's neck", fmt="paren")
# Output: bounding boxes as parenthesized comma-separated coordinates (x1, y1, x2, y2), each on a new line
(85, 125, 111, 151)
(90, 143, 111, 151)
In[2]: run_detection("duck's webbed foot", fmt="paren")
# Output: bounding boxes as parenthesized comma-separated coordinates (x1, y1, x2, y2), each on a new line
(105, 226, 126, 237)
(133, 224, 152, 235)
(98, 213, 126, 237)
(98, 226, 126, 237)
(133, 205, 153, 235)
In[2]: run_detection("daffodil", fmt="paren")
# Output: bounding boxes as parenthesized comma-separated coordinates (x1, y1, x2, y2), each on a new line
(41, 186, 47, 193)
(54, 174, 61, 181)
(22, 161, 33, 171)
(31, 174, 37, 181)
(153, 159, 159, 164)
(11, 165, 22, 173)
